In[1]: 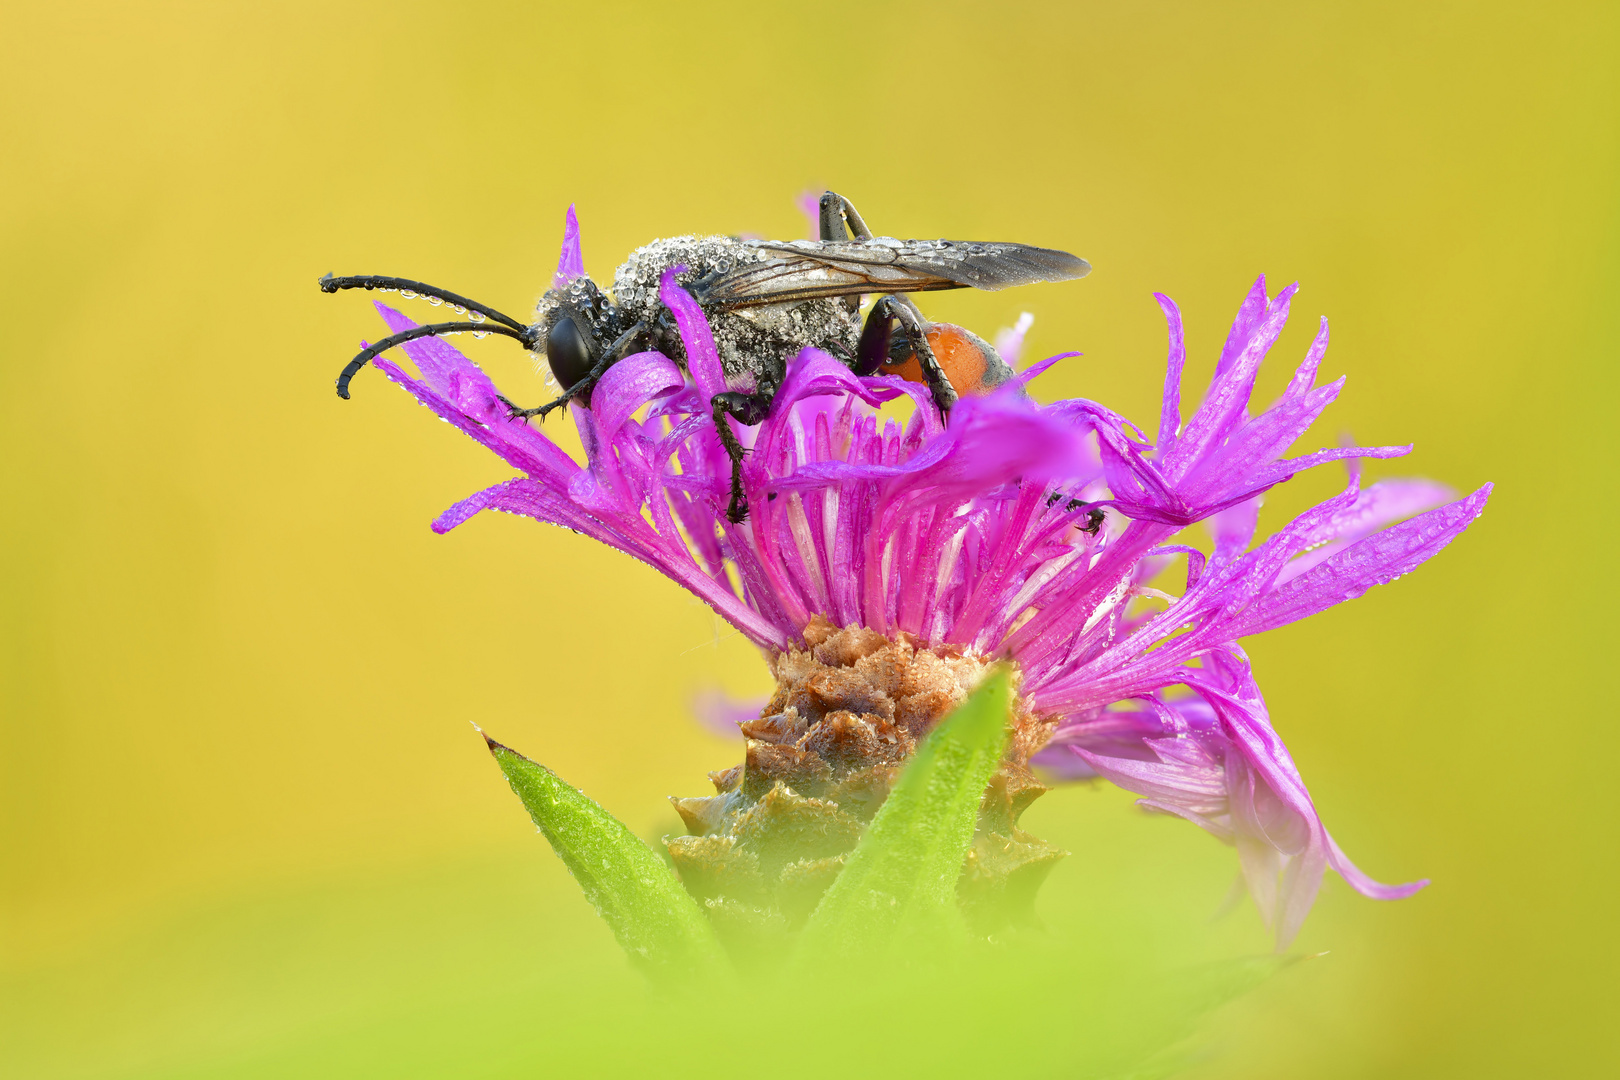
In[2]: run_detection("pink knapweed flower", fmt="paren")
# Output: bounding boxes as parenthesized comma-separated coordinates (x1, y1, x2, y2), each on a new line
(366, 215, 1487, 947)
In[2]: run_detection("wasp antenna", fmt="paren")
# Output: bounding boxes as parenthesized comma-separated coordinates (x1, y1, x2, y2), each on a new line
(335, 320, 534, 399)
(318, 274, 531, 335)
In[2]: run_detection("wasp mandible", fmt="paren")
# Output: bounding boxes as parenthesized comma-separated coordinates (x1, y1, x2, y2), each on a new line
(322, 192, 1090, 522)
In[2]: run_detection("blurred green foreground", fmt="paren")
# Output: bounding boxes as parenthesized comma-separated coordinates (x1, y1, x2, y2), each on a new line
(3, 786, 1296, 1079)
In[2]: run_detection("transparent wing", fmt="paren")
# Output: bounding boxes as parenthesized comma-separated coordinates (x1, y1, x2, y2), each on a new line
(692, 238, 1090, 308)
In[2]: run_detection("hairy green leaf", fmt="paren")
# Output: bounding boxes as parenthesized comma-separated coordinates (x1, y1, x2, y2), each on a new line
(486, 735, 726, 981)
(796, 667, 1013, 960)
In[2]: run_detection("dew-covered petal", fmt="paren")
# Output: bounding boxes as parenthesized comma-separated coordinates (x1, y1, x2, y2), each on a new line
(1168, 280, 1298, 480)
(774, 347, 907, 410)
(370, 344, 580, 489)
(1277, 477, 1457, 584)
(377, 301, 489, 400)
(781, 387, 1095, 504)
(553, 204, 584, 289)
(1231, 484, 1492, 638)
(592, 350, 687, 443)
(659, 274, 728, 401)
(1013, 350, 1082, 389)
(1153, 292, 1186, 453)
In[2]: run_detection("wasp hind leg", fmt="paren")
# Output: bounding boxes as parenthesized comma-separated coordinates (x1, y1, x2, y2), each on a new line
(856, 294, 958, 415)
(819, 191, 874, 317)
(819, 191, 874, 242)
(711, 390, 772, 524)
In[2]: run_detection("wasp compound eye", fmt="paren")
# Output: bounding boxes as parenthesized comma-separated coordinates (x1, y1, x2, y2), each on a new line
(546, 317, 594, 390)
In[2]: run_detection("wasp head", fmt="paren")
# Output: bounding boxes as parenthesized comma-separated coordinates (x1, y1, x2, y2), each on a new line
(534, 275, 616, 392)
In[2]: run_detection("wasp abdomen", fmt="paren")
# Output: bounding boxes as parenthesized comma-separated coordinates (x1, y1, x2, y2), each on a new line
(884, 324, 1015, 398)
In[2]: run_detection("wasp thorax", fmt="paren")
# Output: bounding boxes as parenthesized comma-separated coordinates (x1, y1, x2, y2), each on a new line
(667, 616, 1063, 953)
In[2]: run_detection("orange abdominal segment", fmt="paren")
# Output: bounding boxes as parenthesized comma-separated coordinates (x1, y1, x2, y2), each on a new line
(883, 324, 998, 397)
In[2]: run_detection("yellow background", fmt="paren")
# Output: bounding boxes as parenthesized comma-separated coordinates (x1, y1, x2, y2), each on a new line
(3, 1, 1614, 1075)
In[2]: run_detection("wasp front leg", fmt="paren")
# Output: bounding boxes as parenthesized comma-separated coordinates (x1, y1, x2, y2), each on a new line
(500, 356, 611, 421)
(711, 390, 772, 524)
(856, 294, 959, 415)
(503, 321, 648, 422)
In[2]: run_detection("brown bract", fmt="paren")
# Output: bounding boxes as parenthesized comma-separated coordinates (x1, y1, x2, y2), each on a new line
(668, 616, 1064, 947)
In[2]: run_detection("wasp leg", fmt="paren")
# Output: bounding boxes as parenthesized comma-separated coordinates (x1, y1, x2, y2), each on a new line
(857, 295, 958, 415)
(503, 322, 647, 422)
(711, 390, 772, 524)
(819, 191, 874, 242)
(501, 357, 610, 421)
(819, 192, 874, 315)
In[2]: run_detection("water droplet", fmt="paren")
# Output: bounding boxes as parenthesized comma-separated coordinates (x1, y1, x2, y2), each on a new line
(427, 296, 443, 306)
(452, 304, 466, 314)
(473, 330, 488, 339)
(468, 310, 486, 323)
(401, 289, 418, 299)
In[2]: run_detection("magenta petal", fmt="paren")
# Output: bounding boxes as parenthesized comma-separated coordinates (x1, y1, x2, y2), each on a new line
(659, 274, 728, 400)
(1232, 485, 1492, 638)
(1284, 317, 1331, 398)
(1014, 350, 1082, 388)
(1030, 743, 1102, 780)
(774, 347, 903, 409)
(994, 313, 1034, 368)
(690, 688, 768, 738)
(1216, 275, 1270, 379)
(1172, 281, 1298, 476)
(433, 478, 525, 535)
(1153, 292, 1186, 452)
(591, 350, 687, 443)
(369, 338, 579, 488)
(1075, 746, 1227, 804)
(376, 301, 486, 396)
(1275, 837, 1328, 949)
(1207, 496, 1261, 558)
(553, 204, 585, 289)
(794, 190, 822, 240)
(1278, 478, 1457, 584)
(781, 388, 1094, 501)
(1326, 829, 1429, 900)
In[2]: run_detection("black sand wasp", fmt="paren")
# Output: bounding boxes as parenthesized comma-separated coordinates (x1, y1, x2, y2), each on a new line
(322, 192, 1090, 521)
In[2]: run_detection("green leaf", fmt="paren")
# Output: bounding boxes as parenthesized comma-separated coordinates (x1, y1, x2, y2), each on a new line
(1168, 952, 1299, 1014)
(1095, 953, 1306, 1078)
(485, 735, 726, 982)
(795, 666, 1013, 961)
